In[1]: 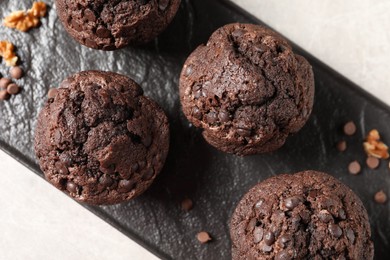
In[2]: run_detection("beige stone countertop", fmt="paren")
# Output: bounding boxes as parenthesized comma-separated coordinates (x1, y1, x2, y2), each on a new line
(1, 1, 389, 259)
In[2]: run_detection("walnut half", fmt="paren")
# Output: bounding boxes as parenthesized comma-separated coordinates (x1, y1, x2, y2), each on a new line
(363, 129, 389, 159)
(3, 1, 47, 32)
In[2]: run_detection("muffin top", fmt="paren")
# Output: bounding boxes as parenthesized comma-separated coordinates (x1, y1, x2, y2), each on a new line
(55, 0, 181, 50)
(179, 23, 314, 155)
(34, 71, 169, 204)
(230, 171, 374, 260)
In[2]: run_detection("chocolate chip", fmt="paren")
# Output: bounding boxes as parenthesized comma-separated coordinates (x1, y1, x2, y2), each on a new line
(236, 128, 251, 137)
(290, 216, 301, 230)
(253, 227, 264, 243)
(59, 153, 73, 167)
(336, 140, 347, 152)
(138, 160, 146, 169)
(118, 179, 135, 192)
(99, 164, 115, 175)
(53, 129, 62, 144)
(218, 110, 230, 123)
(318, 210, 333, 223)
(345, 228, 355, 244)
(96, 26, 111, 38)
(329, 223, 342, 238)
(9, 66, 23, 79)
(192, 106, 202, 119)
(99, 175, 113, 187)
(264, 231, 275, 246)
(343, 121, 356, 136)
(55, 161, 69, 175)
(301, 107, 308, 117)
(247, 218, 257, 232)
(131, 162, 139, 172)
(255, 199, 264, 209)
(254, 44, 264, 53)
(338, 208, 346, 220)
(0, 89, 10, 100)
(184, 65, 192, 76)
(143, 168, 154, 180)
(66, 181, 77, 193)
(299, 210, 311, 223)
(374, 190, 387, 204)
(348, 160, 361, 175)
(0, 78, 11, 89)
(158, 0, 170, 11)
(152, 154, 161, 166)
(48, 88, 58, 99)
(275, 250, 291, 260)
(206, 111, 217, 124)
(278, 234, 291, 248)
(194, 89, 202, 99)
(6, 83, 19, 95)
(84, 9, 96, 22)
(366, 156, 380, 169)
(261, 243, 273, 252)
(71, 19, 83, 32)
(181, 198, 193, 211)
(197, 231, 211, 244)
(284, 196, 301, 210)
(232, 28, 246, 38)
(142, 135, 152, 147)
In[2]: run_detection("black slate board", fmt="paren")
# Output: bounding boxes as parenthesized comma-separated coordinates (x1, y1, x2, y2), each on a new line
(1, 0, 389, 259)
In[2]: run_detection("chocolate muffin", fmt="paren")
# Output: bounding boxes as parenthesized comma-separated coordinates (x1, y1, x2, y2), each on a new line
(179, 23, 314, 156)
(55, 0, 181, 50)
(34, 71, 170, 204)
(230, 171, 374, 260)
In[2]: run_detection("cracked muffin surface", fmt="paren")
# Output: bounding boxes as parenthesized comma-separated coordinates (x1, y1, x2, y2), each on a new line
(179, 23, 314, 156)
(34, 71, 169, 205)
(230, 171, 374, 260)
(55, 0, 181, 50)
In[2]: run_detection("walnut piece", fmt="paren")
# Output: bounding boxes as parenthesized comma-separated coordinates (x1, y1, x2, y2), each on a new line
(29, 2, 47, 18)
(363, 129, 389, 159)
(3, 2, 47, 32)
(0, 41, 18, 67)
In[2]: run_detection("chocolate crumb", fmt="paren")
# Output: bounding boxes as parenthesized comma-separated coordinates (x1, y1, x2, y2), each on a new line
(343, 121, 356, 136)
(197, 231, 212, 244)
(374, 190, 387, 204)
(348, 161, 361, 175)
(48, 88, 58, 99)
(336, 140, 347, 152)
(366, 157, 380, 169)
(181, 198, 193, 211)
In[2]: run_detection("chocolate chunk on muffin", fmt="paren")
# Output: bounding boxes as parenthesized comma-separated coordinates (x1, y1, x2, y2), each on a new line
(179, 23, 314, 156)
(230, 171, 374, 260)
(34, 71, 170, 204)
(55, 0, 181, 50)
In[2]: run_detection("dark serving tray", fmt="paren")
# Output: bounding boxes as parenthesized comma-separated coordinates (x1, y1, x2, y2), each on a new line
(1, 0, 389, 259)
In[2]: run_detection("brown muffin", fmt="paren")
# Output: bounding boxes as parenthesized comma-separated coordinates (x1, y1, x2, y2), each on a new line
(34, 71, 170, 204)
(55, 0, 181, 50)
(179, 23, 315, 156)
(230, 171, 374, 259)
